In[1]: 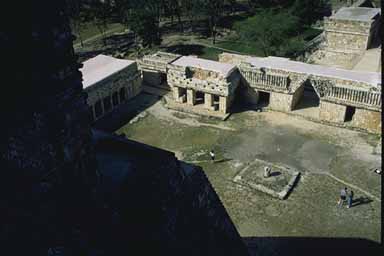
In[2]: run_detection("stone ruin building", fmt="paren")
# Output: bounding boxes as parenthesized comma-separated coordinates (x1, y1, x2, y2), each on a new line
(167, 56, 240, 119)
(219, 53, 381, 133)
(80, 54, 142, 122)
(138, 51, 181, 89)
(310, 7, 381, 69)
(2, 1, 249, 255)
(138, 51, 381, 134)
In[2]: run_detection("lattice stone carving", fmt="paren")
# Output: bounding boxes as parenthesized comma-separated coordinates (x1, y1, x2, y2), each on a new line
(310, 78, 334, 98)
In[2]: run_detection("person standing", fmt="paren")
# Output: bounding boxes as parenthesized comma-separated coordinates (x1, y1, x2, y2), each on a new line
(347, 190, 354, 208)
(209, 150, 215, 162)
(338, 187, 347, 208)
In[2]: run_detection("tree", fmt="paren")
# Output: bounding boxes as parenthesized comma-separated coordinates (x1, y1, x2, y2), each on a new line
(66, 0, 86, 47)
(89, 1, 112, 46)
(204, 0, 225, 44)
(127, 0, 163, 47)
(290, 0, 330, 25)
(234, 9, 300, 56)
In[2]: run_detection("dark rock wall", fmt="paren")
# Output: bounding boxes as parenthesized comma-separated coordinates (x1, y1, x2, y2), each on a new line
(94, 134, 249, 256)
(0, 1, 249, 255)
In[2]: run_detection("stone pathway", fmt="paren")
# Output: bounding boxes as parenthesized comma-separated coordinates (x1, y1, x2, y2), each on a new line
(324, 172, 381, 202)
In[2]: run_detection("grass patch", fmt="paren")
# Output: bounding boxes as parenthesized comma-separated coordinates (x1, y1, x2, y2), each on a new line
(73, 22, 125, 45)
(216, 40, 264, 56)
(165, 43, 224, 61)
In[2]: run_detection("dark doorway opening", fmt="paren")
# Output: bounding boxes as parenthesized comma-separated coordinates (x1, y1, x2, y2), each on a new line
(95, 100, 103, 118)
(112, 92, 119, 107)
(258, 91, 270, 106)
(213, 95, 220, 110)
(345, 106, 356, 122)
(119, 87, 126, 102)
(196, 91, 204, 105)
(103, 96, 112, 112)
(295, 82, 320, 110)
(160, 73, 167, 86)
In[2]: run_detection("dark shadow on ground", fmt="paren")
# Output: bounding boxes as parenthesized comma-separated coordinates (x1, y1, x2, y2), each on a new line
(217, 12, 251, 29)
(76, 33, 135, 62)
(77, 49, 105, 63)
(214, 158, 233, 164)
(351, 197, 373, 208)
(244, 236, 382, 256)
(269, 171, 281, 177)
(165, 44, 205, 56)
(92, 93, 161, 133)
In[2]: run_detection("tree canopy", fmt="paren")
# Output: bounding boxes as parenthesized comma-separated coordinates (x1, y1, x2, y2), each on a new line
(234, 9, 304, 57)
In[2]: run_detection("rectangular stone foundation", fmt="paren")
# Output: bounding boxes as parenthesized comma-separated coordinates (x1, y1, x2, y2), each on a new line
(269, 92, 293, 112)
(352, 108, 381, 134)
(319, 101, 347, 123)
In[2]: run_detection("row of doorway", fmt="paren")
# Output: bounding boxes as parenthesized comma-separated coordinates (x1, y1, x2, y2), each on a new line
(253, 83, 356, 122)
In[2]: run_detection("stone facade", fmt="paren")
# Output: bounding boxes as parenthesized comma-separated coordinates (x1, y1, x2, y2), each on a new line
(81, 55, 142, 122)
(167, 56, 241, 118)
(310, 7, 381, 68)
(138, 51, 181, 89)
(351, 108, 381, 133)
(319, 101, 348, 123)
(324, 7, 381, 52)
(219, 53, 381, 133)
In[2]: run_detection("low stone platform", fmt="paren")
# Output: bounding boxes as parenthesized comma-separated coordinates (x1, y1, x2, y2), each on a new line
(165, 99, 231, 121)
(233, 159, 300, 200)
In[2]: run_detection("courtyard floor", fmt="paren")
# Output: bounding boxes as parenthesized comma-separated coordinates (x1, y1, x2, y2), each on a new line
(112, 93, 381, 244)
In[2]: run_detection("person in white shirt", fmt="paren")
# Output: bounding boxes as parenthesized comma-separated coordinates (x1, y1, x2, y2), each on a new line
(209, 150, 215, 162)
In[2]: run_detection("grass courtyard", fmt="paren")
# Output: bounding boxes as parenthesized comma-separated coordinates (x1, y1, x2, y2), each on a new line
(112, 93, 381, 245)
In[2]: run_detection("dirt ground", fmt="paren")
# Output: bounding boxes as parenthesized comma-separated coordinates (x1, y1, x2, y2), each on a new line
(113, 93, 381, 244)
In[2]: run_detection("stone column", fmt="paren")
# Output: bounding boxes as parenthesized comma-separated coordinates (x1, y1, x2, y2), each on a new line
(204, 93, 214, 109)
(117, 90, 121, 105)
(219, 96, 228, 113)
(100, 99, 105, 115)
(92, 105, 96, 121)
(187, 89, 196, 106)
(173, 87, 182, 102)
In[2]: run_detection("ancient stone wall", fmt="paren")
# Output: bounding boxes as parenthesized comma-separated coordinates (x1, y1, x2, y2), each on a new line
(352, 108, 381, 133)
(270, 92, 294, 112)
(167, 65, 238, 97)
(86, 63, 142, 106)
(319, 101, 348, 123)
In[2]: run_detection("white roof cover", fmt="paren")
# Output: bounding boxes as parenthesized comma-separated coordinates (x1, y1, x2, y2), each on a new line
(246, 56, 381, 85)
(81, 54, 135, 88)
(172, 56, 236, 76)
(332, 7, 380, 22)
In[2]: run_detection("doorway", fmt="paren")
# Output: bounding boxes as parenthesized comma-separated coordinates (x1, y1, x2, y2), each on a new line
(344, 106, 356, 122)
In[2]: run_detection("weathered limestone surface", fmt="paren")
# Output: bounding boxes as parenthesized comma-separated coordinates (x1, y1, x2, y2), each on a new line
(219, 96, 228, 113)
(167, 56, 240, 116)
(319, 101, 348, 123)
(352, 108, 381, 133)
(291, 84, 305, 110)
(270, 92, 294, 112)
(204, 93, 215, 110)
(218, 52, 381, 133)
(311, 7, 381, 68)
(187, 89, 196, 106)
